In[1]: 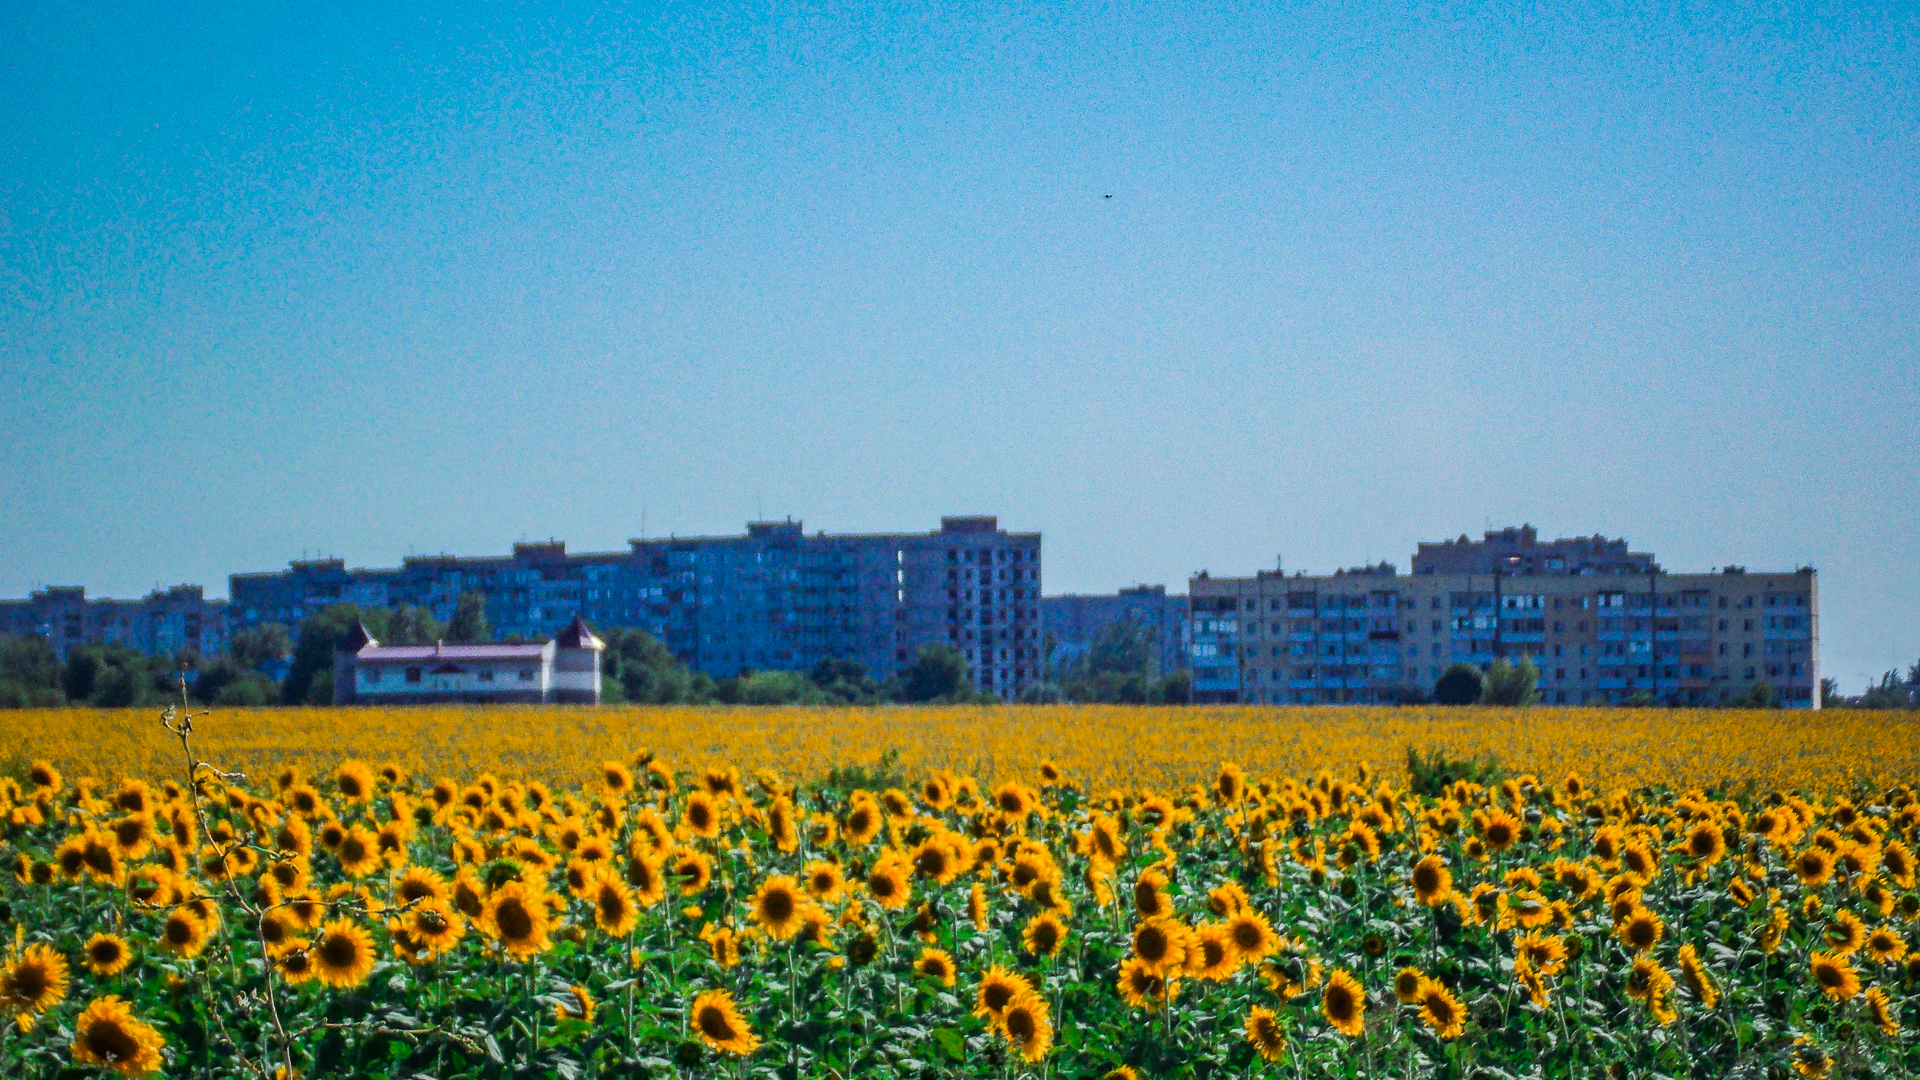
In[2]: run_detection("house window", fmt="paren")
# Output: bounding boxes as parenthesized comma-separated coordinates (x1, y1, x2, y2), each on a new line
(479, 667, 494, 682)
(519, 668, 535, 681)
(363, 668, 381, 683)
(405, 667, 422, 683)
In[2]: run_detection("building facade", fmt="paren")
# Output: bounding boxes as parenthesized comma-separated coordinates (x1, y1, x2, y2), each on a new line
(1040, 585, 1191, 676)
(233, 516, 1043, 699)
(1191, 527, 1818, 708)
(333, 615, 604, 705)
(0, 585, 228, 661)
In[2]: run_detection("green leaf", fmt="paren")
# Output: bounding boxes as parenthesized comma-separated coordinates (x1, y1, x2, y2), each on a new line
(932, 1027, 966, 1062)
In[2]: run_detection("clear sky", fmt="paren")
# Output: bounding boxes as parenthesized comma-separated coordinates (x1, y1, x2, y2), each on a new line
(2, 2, 1915, 692)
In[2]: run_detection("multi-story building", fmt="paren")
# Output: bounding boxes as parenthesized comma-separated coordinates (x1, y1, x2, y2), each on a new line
(231, 516, 1043, 699)
(0, 585, 228, 661)
(1040, 585, 1190, 676)
(1190, 527, 1818, 708)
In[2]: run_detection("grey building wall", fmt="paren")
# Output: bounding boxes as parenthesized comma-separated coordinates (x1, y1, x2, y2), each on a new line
(229, 516, 1043, 699)
(1190, 530, 1818, 708)
(1040, 585, 1190, 676)
(0, 585, 228, 661)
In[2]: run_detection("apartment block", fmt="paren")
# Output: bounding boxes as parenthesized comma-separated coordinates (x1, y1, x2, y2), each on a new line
(230, 516, 1043, 698)
(0, 585, 228, 661)
(1040, 585, 1191, 676)
(1190, 527, 1818, 708)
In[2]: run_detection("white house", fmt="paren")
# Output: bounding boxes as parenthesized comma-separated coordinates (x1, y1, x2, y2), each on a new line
(332, 615, 604, 705)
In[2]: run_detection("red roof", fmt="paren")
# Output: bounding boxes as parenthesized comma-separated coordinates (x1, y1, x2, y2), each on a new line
(357, 643, 549, 662)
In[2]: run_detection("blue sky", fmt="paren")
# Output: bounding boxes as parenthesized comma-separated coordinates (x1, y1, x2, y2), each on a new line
(2, 1, 1915, 691)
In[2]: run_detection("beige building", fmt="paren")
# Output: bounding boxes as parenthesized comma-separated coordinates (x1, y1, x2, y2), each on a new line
(1190, 527, 1818, 708)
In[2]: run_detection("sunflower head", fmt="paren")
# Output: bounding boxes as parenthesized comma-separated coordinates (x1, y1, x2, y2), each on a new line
(70, 995, 166, 1077)
(689, 989, 760, 1056)
(1, 943, 70, 1016)
(1246, 1004, 1287, 1062)
(914, 947, 957, 987)
(998, 992, 1053, 1062)
(312, 919, 377, 989)
(1321, 969, 1366, 1037)
(1023, 913, 1068, 959)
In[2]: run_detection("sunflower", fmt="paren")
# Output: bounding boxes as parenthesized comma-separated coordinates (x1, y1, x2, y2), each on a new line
(1823, 909, 1866, 956)
(1246, 1003, 1287, 1061)
(914, 947, 957, 987)
(767, 797, 799, 853)
(83, 934, 133, 978)
(601, 762, 634, 797)
(275, 944, 316, 985)
(623, 855, 667, 908)
(920, 774, 953, 810)
(284, 891, 327, 931)
(1386, 964, 1428, 1009)
(328, 825, 380, 879)
(256, 909, 299, 956)
(1117, 957, 1174, 1010)
(1124, 868, 1168, 918)
(975, 966, 1036, 1022)
(1105, 1067, 1142, 1080)
(999, 992, 1053, 1062)
(585, 868, 638, 937)
(1321, 969, 1366, 1037)
(404, 898, 466, 957)
(479, 881, 554, 960)
(843, 797, 883, 845)
(994, 782, 1035, 820)
(1626, 956, 1675, 1023)
(1408, 854, 1452, 907)
(705, 925, 741, 968)
(556, 984, 595, 1023)
(1794, 846, 1834, 887)
(672, 851, 714, 896)
(1188, 924, 1240, 980)
(1417, 978, 1466, 1039)
(311, 919, 377, 989)
(1791, 1038, 1832, 1078)
(79, 832, 124, 884)
(1885, 840, 1916, 888)
(1676, 943, 1718, 1008)
(866, 852, 914, 910)
(1809, 950, 1859, 1000)
(1616, 906, 1664, 953)
(70, 995, 166, 1077)
(1866, 926, 1908, 964)
(1131, 917, 1189, 974)
(335, 760, 376, 803)
(1225, 909, 1281, 962)
(1515, 931, 1567, 976)
(911, 836, 964, 884)
(1727, 877, 1755, 908)
(689, 988, 760, 1056)
(748, 875, 807, 940)
(27, 760, 61, 793)
(968, 882, 990, 930)
(804, 861, 846, 903)
(160, 907, 212, 959)
(1478, 809, 1522, 852)
(1206, 880, 1250, 918)
(1865, 985, 1900, 1037)
(1023, 912, 1068, 959)
(681, 792, 721, 840)
(1, 942, 69, 1017)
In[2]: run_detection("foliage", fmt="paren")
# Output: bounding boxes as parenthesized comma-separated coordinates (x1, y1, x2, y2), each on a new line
(446, 591, 493, 644)
(1478, 657, 1541, 707)
(1405, 745, 1507, 796)
(1, 705, 1917, 1078)
(1432, 663, 1482, 705)
(1034, 621, 1191, 705)
(0, 634, 64, 708)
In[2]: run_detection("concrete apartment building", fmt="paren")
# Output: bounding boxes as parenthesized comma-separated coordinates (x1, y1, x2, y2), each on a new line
(1190, 526, 1818, 708)
(231, 516, 1043, 699)
(0, 584, 228, 661)
(1040, 585, 1191, 676)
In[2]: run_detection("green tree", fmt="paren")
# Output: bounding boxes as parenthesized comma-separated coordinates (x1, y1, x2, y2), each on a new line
(283, 604, 389, 706)
(898, 644, 972, 703)
(0, 635, 64, 707)
(1479, 658, 1540, 707)
(385, 604, 444, 644)
(809, 658, 879, 703)
(61, 644, 175, 708)
(229, 624, 291, 670)
(1819, 677, 1842, 709)
(447, 591, 492, 643)
(1433, 663, 1483, 705)
(601, 628, 712, 704)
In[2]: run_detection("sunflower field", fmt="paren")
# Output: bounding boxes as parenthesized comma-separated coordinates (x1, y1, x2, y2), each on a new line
(0, 703, 1916, 1078)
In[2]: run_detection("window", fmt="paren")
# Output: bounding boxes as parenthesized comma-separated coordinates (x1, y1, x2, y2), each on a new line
(405, 667, 422, 684)
(363, 668, 381, 683)
(519, 668, 535, 681)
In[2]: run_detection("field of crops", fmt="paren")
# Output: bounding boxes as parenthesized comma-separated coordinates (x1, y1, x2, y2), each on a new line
(1, 704, 1917, 1078)
(2, 704, 1917, 795)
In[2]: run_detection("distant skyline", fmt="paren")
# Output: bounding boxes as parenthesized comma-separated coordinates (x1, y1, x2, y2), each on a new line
(3, 2, 1916, 693)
